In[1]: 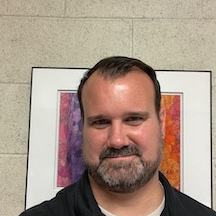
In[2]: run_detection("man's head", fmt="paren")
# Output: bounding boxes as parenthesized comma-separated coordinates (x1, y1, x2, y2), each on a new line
(78, 56, 165, 193)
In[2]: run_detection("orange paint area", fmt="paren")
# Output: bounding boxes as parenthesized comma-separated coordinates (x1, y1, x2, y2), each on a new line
(160, 94, 181, 190)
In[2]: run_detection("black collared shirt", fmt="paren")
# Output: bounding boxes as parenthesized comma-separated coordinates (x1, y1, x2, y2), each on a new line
(19, 171, 216, 216)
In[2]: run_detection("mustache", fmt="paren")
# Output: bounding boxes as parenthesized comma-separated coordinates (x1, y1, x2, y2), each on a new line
(99, 146, 142, 161)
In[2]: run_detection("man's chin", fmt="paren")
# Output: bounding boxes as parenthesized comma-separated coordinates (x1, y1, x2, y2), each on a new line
(88, 163, 149, 193)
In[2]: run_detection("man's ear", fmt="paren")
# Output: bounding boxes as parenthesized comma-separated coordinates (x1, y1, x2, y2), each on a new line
(159, 107, 166, 138)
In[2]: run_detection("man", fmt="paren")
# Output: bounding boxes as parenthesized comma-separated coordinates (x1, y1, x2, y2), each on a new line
(20, 56, 216, 216)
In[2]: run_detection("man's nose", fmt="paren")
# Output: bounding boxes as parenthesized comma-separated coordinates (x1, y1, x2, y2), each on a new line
(107, 122, 129, 149)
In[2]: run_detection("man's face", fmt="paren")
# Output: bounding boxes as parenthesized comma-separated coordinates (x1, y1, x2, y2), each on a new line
(81, 70, 165, 193)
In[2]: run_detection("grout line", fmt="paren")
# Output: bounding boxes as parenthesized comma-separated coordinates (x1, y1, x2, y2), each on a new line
(0, 153, 28, 157)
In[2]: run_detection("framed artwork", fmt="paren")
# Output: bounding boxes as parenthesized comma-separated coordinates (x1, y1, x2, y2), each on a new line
(25, 68, 212, 209)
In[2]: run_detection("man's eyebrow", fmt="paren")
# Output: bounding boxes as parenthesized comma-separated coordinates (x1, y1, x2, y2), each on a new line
(125, 111, 149, 117)
(86, 115, 108, 123)
(86, 112, 149, 121)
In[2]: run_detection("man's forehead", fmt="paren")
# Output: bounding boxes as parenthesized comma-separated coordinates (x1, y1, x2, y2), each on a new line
(82, 70, 155, 98)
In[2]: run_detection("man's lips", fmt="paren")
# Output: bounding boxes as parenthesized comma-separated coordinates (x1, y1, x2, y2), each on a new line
(99, 146, 141, 161)
(104, 154, 136, 159)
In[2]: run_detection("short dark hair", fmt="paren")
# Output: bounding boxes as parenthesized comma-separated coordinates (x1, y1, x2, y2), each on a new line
(78, 56, 161, 119)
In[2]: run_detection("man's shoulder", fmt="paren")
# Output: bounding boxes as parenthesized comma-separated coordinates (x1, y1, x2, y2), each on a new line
(159, 172, 216, 215)
(19, 180, 81, 216)
(173, 188, 216, 215)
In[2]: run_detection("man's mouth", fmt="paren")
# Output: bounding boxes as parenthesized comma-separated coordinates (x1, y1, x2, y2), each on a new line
(99, 146, 141, 161)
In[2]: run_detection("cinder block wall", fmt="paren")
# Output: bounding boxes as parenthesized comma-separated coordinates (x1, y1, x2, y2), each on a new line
(0, 1, 216, 215)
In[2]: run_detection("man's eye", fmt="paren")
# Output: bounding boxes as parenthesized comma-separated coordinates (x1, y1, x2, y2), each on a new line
(125, 117, 143, 125)
(91, 119, 110, 128)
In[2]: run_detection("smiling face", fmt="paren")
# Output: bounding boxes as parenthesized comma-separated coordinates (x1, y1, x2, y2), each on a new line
(81, 70, 165, 193)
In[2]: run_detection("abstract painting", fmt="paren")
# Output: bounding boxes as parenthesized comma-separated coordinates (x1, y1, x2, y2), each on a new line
(160, 94, 181, 190)
(57, 92, 181, 189)
(26, 68, 211, 209)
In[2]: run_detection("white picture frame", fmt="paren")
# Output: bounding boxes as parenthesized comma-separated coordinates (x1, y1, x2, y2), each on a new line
(25, 68, 212, 209)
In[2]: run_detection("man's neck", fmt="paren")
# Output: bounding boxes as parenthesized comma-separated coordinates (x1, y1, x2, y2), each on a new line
(89, 172, 165, 216)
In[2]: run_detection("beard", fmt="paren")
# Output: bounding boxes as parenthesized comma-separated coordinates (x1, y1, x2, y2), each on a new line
(84, 139, 163, 193)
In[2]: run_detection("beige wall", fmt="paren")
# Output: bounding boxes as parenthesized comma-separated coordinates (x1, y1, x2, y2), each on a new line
(0, 1, 216, 215)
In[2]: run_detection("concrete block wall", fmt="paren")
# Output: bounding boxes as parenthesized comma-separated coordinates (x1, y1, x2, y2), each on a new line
(0, 1, 215, 215)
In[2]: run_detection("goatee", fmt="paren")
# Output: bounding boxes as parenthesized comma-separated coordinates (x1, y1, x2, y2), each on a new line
(85, 144, 163, 193)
